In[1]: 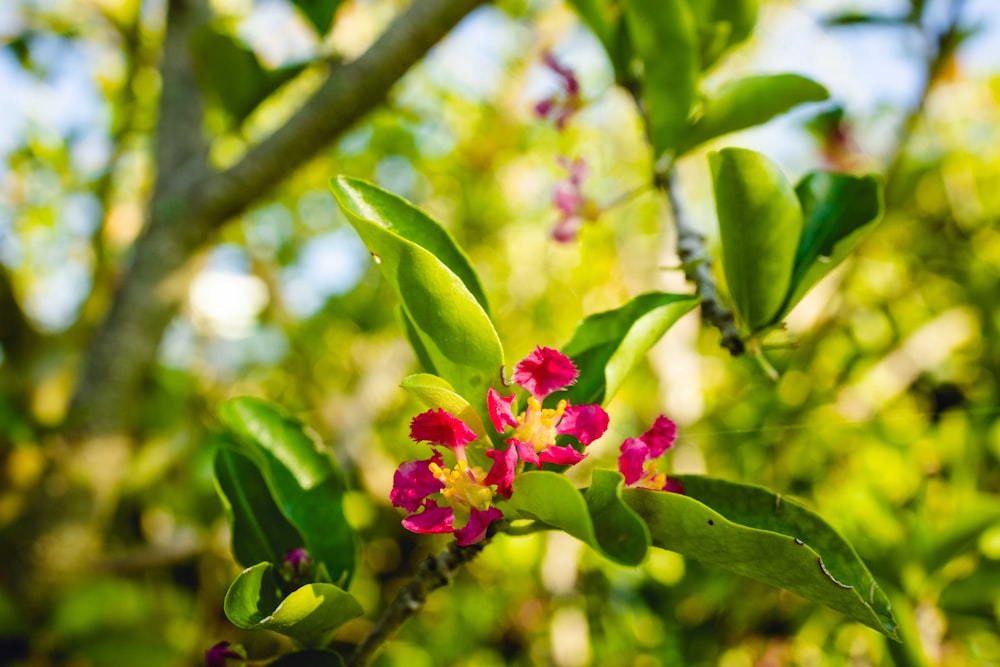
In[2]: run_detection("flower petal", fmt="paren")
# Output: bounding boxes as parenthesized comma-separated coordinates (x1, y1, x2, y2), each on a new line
(402, 502, 454, 535)
(639, 415, 677, 458)
(551, 216, 584, 243)
(618, 437, 649, 486)
(512, 346, 578, 398)
(663, 477, 684, 494)
(509, 438, 541, 468)
(538, 445, 586, 466)
(409, 408, 478, 452)
(557, 403, 609, 445)
(455, 506, 503, 545)
(390, 453, 444, 512)
(483, 445, 518, 499)
(487, 388, 518, 433)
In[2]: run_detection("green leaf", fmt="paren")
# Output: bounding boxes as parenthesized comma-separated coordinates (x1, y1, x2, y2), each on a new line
(330, 176, 503, 411)
(710, 147, 802, 333)
(559, 292, 700, 406)
(689, 0, 758, 70)
(190, 26, 304, 123)
(219, 397, 357, 587)
(214, 448, 305, 568)
(678, 74, 829, 155)
(268, 650, 347, 667)
(510, 471, 650, 566)
(622, 0, 699, 158)
(777, 172, 883, 318)
(290, 0, 343, 37)
(224, 563, 363, 647)
(624, 475, 899, 639)
(565, 0, 629, 80)
(400, 373, 487, 437)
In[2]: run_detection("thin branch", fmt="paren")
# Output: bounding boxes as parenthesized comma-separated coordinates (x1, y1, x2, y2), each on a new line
(67, 0, 489, 437)
(347, 540, 486, 667)
(660, 171, 744, 356)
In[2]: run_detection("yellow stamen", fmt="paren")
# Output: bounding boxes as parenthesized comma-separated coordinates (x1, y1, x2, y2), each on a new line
(429, 460, 494, 511)
(512, 397, 567, 453)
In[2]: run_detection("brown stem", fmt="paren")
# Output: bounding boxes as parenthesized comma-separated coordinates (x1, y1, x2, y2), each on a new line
(347, 540, 486, 667)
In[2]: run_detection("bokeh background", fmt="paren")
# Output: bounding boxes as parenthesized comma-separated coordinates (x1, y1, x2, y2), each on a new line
(1, 0, 999, 664)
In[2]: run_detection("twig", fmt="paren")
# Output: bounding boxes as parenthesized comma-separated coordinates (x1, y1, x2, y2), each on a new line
(347, 540, 486, 667)
(659, 171, 745, 356)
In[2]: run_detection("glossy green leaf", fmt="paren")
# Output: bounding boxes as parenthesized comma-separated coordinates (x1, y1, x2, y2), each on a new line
(219, 397, 357, 587)
(511, 471, 650, 566)
(622, 0, 699, 158)
(710, 147, 802, 333)
(400, 373, 486, 437)
(559, 292, 699, 406)
(214, 448, 305, 568)
(778, 172, 883, 318)
(330, 177, 503, 410)
(689, 0, 758, 70)
(624, 475, 899, 639)
(224, 563, 363, 646)
(678, 74, 829, 154)
(190, 26, 304, 123)
(290, 0, 343, 37)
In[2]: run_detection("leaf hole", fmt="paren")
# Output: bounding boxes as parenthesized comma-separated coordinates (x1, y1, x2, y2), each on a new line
(794, 538, 804, 545)
(707, 520, 714, 526)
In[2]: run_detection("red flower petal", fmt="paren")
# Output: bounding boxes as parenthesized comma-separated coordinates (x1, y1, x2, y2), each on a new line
(487, 388, 518, 433)
(402, 503, 454, 535)
(663, 477, 684, 494)
(409, 409, 478, 451)
(538, 445, 586, 466)
(390, 453, 445, 512)
(510, 438, 541, 468)
(557, 403, 609, 445)
(483, 445, 518, 499)
(618, 437, 648, 486)
(638, 415, 677, 458)
(455, 506, 503, 545)
(512, 346, 578, 398)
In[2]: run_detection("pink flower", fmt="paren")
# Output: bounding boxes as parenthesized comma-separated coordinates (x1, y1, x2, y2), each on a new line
(534, 51, 583, 130)
(489, 347, 609, 468)
(280, 547, 313, 581)
(392, 419, 514, 545)
(619, 415, 684, 493)
(205, 642, 246, 667)
(551, 157, 600, 243)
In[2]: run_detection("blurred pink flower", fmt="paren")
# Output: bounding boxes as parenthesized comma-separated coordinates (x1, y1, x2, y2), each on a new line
(551, 157, 600, 242)
(534, 51, 583, 130)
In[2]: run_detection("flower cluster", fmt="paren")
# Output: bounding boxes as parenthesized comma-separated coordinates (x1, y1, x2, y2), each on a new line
(551, 157, 600, 243)
(391, 347, 608, 544)
(534, 51, 583, 130)
(391, 346, 683, 545)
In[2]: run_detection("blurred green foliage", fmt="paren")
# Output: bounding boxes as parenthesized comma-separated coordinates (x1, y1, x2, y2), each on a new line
(1, 0, 999, 665)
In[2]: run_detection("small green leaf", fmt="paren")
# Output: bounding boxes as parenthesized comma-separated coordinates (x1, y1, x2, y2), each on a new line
(689, 0, 758, 70)
(214, 448, 305, 568)
(559, 292, 700, 406)
(622, 0, 699, 158)
(400, 373, 487, 437)
(511, 471, 649, 565)
(624, 475, 899, 639)
(290, 0, 343, 37)
(710, 147, 802, 333)
(678, 74, 829, 155)
(219, 397, 357, 587)
(777, 172, 883, 318)
(190, 26, 304, 123)
(330, 177, 503, 412)
(224, 563, 363, 646)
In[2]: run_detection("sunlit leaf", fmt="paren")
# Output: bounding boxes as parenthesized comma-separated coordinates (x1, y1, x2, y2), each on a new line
(689, 0, 757, 70)
(678, 74, 829, 154)
(624, 475, 899, 639)
(224, 562, 363, 647)
(622, 0, 699, 158)
(710, 147, 802, 333)
(290, 0, 343, 37)
(219, 397, 357, 587)
(510, 470, 650, 566)
(778, 172, 883, 318)
(331, 177, 503, 412)
(559, 292, 699, 406)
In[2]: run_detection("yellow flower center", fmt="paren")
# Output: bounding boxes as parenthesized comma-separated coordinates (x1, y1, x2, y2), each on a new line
(639, 460, 667, 491)
(511, 397, 566, 453)
(428, 460, 494, 511)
